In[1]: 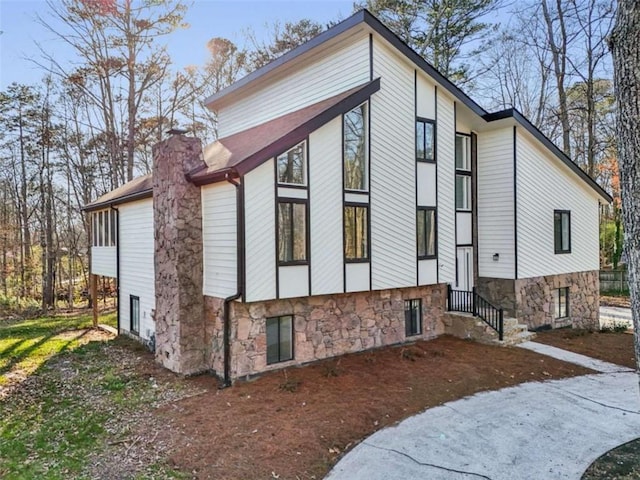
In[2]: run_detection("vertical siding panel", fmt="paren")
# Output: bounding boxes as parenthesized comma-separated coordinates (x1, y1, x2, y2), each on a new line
(218, 33, 370, 137)
(436, 93, 456, 283)
(516, 131, 600, 277)
(202, 183, 237, 298)
(118, 199, 155, 341)
(370, 40, 415, 290)
(477, 128, 515, 278)
(310, 117, 344, 295)
(416, 74, 436, 119)
(244, 159, 276, 302)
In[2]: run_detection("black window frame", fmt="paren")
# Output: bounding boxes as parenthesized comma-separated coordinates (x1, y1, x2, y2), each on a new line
(344, 203, 369, 262)
(455, 133, 471, 171)
(277, 198, 309, 266)
(276, 141, 307, 187)
(343, 102, 368, 192)
(405, 299, 422, 337)
(554, 287, 569, 319)
(554, 210, 571, 254)
(416, 117, 436, 163)
(130, 295, 140, 335)
(266, 315, 294, 365)
(417, 207, 437, 260)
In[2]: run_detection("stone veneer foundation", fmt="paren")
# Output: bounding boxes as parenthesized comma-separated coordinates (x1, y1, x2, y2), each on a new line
(205, 284, 446, 380)
(478, 271, 599, 330)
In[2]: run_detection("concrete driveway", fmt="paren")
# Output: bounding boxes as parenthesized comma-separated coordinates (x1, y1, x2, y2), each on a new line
(327, 348, 640, 480)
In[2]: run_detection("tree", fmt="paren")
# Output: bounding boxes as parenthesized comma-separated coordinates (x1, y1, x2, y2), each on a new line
(246, 19, 324, 71)
(609, 0, 640, 372)
(358, 0, 502, 84)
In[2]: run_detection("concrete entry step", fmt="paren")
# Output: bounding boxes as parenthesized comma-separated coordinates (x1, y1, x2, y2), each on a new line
(443, 312, 534, 346)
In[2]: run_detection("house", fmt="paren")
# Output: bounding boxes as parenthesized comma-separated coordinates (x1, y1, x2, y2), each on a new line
(84, 10, 612, 383)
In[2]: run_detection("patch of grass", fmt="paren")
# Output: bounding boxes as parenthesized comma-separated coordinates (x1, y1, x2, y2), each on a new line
(0, 311, 116, 386)
(583, 438, 640, 479)
(600, 321, 629, 333)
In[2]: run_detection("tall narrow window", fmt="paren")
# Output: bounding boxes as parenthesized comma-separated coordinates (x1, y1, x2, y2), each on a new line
(92, 212, 98, 247)
(554, 287, 569, 319)
(110, 209, 117, 246)
(455, 175, 471, 210)
(266, 315, 293, 364)
(98, 211, 104, 247)
(455, 134, 471, 170)
(278, 201, 307, 264)
(344, 103, 367, 191)
(344, 205, 368, 261)
(130, 295, 140, 334)
(416, 119, 435, 162)
(554, 210, 571, 254)
(455, 134, 472, 211)
(417, 208, 437, 259)
(277, 142, 306, 185)
(405, 299, 422, 336)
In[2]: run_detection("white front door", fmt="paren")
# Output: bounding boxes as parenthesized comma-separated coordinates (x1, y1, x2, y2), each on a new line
(455, 247, 474, 291)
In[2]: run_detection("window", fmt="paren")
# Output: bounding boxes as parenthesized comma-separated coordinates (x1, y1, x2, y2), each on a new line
(455, 174, 471, 210)
(266, 315, 293, 364)
(110, 210, 117, 245)
(405, 299, 422, 336)
(98, 211, 104, 246)
(278, 201, 307, 264)
(344, 205, 368, 261)
(92, 209, 117, 247)
(344, 103, 368, 191)
(554, 210, 571, 254)
(554, 287, 569, 319)
(130, 295, 140, 334)
(417, 208, 437, 259)
(416, 119, 435, 162)
(277, 142, 306, 185)
(455, 134, 471, 170)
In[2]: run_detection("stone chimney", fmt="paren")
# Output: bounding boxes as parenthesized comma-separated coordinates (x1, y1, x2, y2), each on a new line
(153, 131, 207, 375)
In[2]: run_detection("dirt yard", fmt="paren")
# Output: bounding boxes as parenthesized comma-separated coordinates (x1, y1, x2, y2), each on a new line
(146, 336, 592, 480)
(535, 329, 636, 369)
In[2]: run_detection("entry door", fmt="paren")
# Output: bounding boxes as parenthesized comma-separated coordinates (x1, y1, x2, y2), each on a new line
(455, 247, 474, 291)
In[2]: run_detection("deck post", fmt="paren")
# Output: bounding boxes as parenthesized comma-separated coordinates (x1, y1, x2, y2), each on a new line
(91, 273, 98, 328)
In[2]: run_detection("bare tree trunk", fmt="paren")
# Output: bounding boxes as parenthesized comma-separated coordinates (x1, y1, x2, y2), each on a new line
(610, 0, 640, 376)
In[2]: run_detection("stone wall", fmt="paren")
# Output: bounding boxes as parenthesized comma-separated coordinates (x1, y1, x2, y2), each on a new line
(153, 133, 208, 375)
(205, 284, 447, 380)
(514, 270, 599, 330)
(477, 277, 516, 317)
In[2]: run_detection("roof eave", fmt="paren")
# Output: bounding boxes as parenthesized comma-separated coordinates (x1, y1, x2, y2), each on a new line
(82, 189, 153, 212)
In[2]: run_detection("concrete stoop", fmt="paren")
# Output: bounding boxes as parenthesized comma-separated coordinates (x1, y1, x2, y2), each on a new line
(443, 312, 536, 346)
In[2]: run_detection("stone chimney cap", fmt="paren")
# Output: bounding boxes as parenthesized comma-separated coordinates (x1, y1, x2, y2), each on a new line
(167, 128, 190, 136)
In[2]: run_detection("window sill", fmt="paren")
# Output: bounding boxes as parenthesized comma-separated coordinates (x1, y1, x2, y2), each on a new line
(416, 158, 436, 164)
(418, 255, 437, 261)
(278, 183, 307, 189)
(554, 250, 572, 255)
(345, 258, 370, 264)
(278, 261, 309, 267)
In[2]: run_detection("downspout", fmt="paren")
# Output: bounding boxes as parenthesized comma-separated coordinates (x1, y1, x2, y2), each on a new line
(110, 205, 120, 333)
(221, 172, 244, 388)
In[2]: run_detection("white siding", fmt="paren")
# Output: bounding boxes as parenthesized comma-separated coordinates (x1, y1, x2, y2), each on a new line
(516, 130, 600, 277)
(456, 212, 472, 245)
(346, 262, 370, 292)
(417, 162, 437, 207)
(118, 199, 155, 342)
(91, 246, 116, 278)
(202, 182, 237, 298)
(217, 32, 370, 138)
(279, 265, 309, 299)
(416, 74, 436, 119)
(309, 117, 344, 295)
(477, 127, 515, 279)
(244, 159, 276, 302)
(436, 93, 456, 283)
(418, 259, 438, 285)
(370, 39, 416, 290)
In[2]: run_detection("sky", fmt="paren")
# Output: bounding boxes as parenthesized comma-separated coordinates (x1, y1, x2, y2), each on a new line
(0, 0, 355, 90)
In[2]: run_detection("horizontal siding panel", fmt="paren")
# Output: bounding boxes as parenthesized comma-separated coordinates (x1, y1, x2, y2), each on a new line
(310, 117, 344, 295)
(91, 246, 116, 277)
(516, 130, 600, 278)
(202, 182, 237, 298)
(218, 32, 370, 137)
(118, 199, 155, 342)
(371, 39, 416, 290)
(477, 128, 515, 279)
(244, 159, 276, 302)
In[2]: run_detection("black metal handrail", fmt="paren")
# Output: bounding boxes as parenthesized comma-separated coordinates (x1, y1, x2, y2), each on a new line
(447, 285, 504, 340)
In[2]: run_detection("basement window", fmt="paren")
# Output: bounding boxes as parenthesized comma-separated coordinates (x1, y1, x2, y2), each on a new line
(554, 287, 569, 319)
(405, 299, 422, 336)
(266, 315, 293, 365)
(130, 295, 140, 335)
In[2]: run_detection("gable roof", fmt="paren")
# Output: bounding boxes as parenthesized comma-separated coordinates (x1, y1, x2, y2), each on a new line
(188, 78, 380, 185)
(484, 109, 613, 203)
(83, 174, 153, 212)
